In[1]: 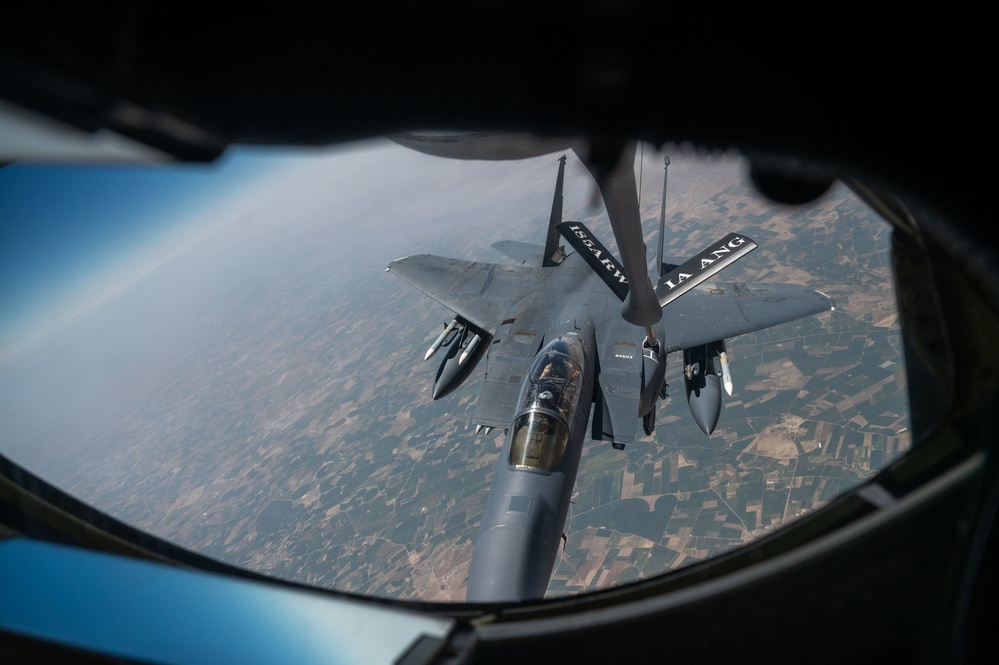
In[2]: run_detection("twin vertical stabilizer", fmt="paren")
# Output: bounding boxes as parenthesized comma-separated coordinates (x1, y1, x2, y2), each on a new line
(542, 155, 568, 267)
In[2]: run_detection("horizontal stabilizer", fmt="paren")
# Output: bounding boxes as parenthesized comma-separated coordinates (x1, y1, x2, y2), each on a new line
(555, 221, 629, 301)
(658, 233, 757, 307)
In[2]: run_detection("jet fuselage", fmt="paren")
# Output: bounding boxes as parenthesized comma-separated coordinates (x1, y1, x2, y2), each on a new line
(466, 256, 664, 602)
(387, 155, 832, 603)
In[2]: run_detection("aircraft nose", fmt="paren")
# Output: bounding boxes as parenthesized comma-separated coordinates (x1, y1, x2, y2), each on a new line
(465, 525, 555, 603)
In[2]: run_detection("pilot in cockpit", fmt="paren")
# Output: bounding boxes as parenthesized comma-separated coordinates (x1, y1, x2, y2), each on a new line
(537, 356, 579, 411)
(544, 356, 576, 382)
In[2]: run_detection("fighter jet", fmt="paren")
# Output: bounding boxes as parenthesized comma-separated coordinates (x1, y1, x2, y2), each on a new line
(387, 154, 834, 602)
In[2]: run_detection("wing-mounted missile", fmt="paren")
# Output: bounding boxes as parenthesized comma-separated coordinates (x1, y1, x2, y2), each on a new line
(683, 340, 728, 435)
(720, 350, 734, 396)
(431, 320, 491, 400)
(424, 318, 459, 360)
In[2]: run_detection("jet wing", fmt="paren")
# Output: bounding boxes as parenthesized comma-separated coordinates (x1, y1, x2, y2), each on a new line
(387, 255, 543, 334)
(472, 304, 552, 429)
(663, 282, 835, 351)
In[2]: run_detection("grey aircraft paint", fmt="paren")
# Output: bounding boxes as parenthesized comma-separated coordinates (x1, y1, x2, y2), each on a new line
(387, 155, 834, 602)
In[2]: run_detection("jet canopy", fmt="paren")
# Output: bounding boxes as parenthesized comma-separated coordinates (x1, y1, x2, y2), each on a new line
(508, 337, 585, 471)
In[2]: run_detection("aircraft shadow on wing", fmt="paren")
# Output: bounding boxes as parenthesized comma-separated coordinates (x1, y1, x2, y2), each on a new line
(387, 153, 834, 602)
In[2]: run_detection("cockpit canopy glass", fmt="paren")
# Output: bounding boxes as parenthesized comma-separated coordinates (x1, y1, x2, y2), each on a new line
(508, 411, 570, 471)
(507, 338, 584, 472)
(518, 338, 584, 424)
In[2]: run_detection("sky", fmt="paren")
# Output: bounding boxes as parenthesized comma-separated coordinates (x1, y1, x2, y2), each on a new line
(0, 139, 618, 493)
(0, 139, 610, 358)
(0, 146, 304, 348)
